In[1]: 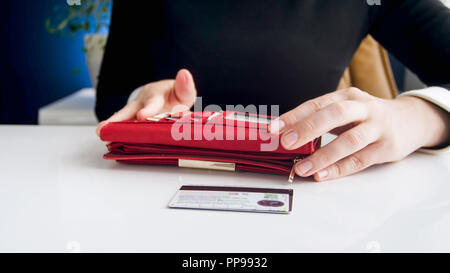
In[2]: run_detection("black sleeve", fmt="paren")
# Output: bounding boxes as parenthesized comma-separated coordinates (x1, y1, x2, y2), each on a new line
(369, 0, 450, 89)
(95, 0, 163, 121)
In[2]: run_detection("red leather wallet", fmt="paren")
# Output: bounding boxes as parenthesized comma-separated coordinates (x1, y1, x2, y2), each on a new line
(100, 111, 321, 182)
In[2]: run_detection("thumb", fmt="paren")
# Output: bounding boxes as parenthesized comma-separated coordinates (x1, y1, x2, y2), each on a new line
(173, 69, 197, 107)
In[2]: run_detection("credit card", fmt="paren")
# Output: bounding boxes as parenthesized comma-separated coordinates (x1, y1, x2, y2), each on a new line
(168, 185, 293, 214)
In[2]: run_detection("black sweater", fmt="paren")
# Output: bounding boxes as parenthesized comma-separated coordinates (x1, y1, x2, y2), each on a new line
(95, 0, 450, 121)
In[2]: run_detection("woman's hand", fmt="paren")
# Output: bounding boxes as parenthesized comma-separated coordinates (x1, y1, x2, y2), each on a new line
(96, 69, 197, 136)
(269, 87, 450, 181)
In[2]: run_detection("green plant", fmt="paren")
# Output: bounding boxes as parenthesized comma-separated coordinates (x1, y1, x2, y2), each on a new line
(45, 0, 111, 36)
(45, 0, 111, 75)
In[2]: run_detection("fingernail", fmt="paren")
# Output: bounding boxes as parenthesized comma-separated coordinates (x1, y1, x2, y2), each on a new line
(183, 71, 190, 82)
(316, 169, 329, 179)
(296, 161, 312, 175)
(269, 119, 285, 134)
(282, 131, 298, 147)
(96, 121, 107, 136)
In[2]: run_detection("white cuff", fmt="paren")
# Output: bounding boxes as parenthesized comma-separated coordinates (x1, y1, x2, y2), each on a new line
(398, 86, 450, 154)
(127, 86, 144, 104)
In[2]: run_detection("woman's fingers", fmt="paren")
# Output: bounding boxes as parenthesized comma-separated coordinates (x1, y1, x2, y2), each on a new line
(269, 88, 366, 135)
(313, 142, 383, 181)
(172, 69, 197, 107)
(96, 100, 142, 136)
(136, 95, 165, 120)
(280, 100, 369, 150)
(294, 123, 379, 177)
(108, 100, 142, 122)
(97, 68, 198, 135)
(137, 69, 197, 120)
(96, 120, 108, 137)
(269, 92, 344, 134)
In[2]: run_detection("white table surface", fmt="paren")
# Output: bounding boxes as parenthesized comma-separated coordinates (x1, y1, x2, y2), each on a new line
(0, 125, 449, 253)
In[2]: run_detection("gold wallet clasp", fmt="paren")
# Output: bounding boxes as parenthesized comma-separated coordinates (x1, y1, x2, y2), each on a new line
(178, 159, 236, 172)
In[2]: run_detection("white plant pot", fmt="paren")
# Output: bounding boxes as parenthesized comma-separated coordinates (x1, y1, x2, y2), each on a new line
(84, 34, 107, 88)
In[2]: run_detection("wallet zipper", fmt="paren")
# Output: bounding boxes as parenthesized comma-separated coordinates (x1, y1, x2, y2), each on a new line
(288, 157, 301, 183)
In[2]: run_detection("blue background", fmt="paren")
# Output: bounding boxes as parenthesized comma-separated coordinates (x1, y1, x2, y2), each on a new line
(0, 0, 109, 124)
